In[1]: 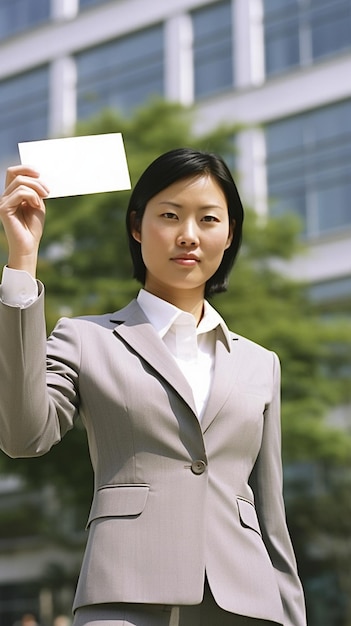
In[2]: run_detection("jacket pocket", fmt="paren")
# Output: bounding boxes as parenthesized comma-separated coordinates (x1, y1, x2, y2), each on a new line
(86, 484, 150, 528)
(236, 497, 262, 536)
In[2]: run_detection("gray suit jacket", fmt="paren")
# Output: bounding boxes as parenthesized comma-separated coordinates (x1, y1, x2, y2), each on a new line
(0, 287, 306, 625)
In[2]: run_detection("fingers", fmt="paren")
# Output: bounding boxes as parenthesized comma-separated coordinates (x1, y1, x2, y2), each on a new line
(5, 179, 47, 206)
(2, 166, 50, 210)
(5, 165, 40, 184)
(5, 164, 50, 193)
(0, 164, 50, 220)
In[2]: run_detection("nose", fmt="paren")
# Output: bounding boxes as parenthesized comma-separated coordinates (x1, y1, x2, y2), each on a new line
(176, 220, 199, 247)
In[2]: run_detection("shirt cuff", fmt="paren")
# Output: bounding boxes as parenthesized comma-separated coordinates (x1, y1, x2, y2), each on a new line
(0, 266, 39, 308)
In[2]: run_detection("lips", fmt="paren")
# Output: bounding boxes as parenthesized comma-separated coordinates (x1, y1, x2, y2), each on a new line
(171, 254, 200, 262)
(171, 254, 200, 266)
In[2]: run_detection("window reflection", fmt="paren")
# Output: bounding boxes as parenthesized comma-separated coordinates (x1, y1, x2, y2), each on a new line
(266, 100, 351, 238)
(79, 0, 107, 8)
(76, 25, 164, 119)
(0, 67, 49, 163)
(192, 0, 233, 98)
(0, 0, 50, 40)
(264, 0, 351, 75)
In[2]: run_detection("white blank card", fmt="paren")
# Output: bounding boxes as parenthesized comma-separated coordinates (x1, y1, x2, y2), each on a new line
(18, 133, 131, 198)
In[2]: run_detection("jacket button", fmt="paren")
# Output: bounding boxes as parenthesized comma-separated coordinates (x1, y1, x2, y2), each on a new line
(191, 460, 207, 475)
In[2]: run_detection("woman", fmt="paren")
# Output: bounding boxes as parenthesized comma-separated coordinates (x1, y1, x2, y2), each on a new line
(0, 149, 306, 626)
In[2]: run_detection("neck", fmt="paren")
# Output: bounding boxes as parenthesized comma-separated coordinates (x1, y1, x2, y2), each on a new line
(144, 284, 205, 325)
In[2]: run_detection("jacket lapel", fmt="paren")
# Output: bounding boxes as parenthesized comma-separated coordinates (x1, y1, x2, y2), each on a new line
(110, 300, 198, 417)
(201, 329, 240, 433)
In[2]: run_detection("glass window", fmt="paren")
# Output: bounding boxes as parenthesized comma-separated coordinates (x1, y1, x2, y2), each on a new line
(80, 0, 107, 8)
(264, 0, 351, 75)
(0, 0, 50, 40)
(0, 581, 40, 626)
(309, 276, 351, 305)
(311, 2, 351, 60)
(264, 1, 300, 74)
(316, 182, 351, 233)
(0, 66, 49, 164)
(266, 100, 351, 238)
(76, 24, 164, 119)
(192, 0, 233, 98)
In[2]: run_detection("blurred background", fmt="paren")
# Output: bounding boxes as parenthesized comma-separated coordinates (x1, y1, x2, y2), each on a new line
(0, 0, 351, 624)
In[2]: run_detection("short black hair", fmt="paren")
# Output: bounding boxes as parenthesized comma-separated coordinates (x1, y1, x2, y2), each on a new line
(126, 147, 244, 297)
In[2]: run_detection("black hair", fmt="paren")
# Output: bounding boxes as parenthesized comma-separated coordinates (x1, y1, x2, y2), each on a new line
(126, 147, 244, 297)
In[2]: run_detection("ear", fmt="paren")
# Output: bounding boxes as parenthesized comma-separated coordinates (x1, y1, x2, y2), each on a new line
(225, 219, 235, 250)
(130, 211, 142, 243)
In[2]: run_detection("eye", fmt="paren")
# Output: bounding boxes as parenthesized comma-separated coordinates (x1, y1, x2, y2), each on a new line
(201, 215, 220, 223)
(161, 212, 178, 220)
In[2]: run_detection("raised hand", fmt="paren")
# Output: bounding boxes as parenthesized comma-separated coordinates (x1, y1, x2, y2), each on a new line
(0, 165, 50, 276)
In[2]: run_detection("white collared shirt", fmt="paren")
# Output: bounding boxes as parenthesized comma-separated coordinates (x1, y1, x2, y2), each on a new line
(0, 267, 231, 420)
(137, 289, 231, 419)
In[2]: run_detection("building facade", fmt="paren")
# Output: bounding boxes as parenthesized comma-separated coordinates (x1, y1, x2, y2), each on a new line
(0, 0, 350, 623)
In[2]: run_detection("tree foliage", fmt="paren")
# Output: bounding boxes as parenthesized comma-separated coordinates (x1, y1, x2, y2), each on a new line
(215, 209, 351, 464)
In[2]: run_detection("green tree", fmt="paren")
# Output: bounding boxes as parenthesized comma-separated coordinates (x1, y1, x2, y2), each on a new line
(215, 209, 351, 463)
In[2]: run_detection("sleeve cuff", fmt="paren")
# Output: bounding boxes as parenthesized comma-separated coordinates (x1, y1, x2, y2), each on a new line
(0, 266, 39, 308)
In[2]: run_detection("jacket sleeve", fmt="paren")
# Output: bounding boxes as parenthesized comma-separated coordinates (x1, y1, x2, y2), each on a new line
(0, 284, 80, 458)
(250, 352, 307, 626)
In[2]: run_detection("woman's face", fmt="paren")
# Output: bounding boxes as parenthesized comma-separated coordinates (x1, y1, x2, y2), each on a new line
(131, 175, 234, 301)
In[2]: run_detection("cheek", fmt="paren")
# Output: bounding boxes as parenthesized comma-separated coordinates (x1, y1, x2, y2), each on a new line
(139, 223, 170, 270)
(141, 222, 168, 251)
(206, 231, 232, 258)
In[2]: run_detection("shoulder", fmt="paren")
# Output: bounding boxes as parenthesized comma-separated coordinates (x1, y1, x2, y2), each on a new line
(51, 298, 141, 335)
(229, 329, 272, 353)
(229, 330, 280, 366)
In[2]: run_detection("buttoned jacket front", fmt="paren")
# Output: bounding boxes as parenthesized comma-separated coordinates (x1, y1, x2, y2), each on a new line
(0, 288, 306, 626)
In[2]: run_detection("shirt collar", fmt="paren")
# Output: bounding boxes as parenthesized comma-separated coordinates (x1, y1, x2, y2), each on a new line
(137, 289, 231, 350)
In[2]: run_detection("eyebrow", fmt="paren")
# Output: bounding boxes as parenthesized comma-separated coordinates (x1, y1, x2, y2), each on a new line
(158, 201, 227, 211)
